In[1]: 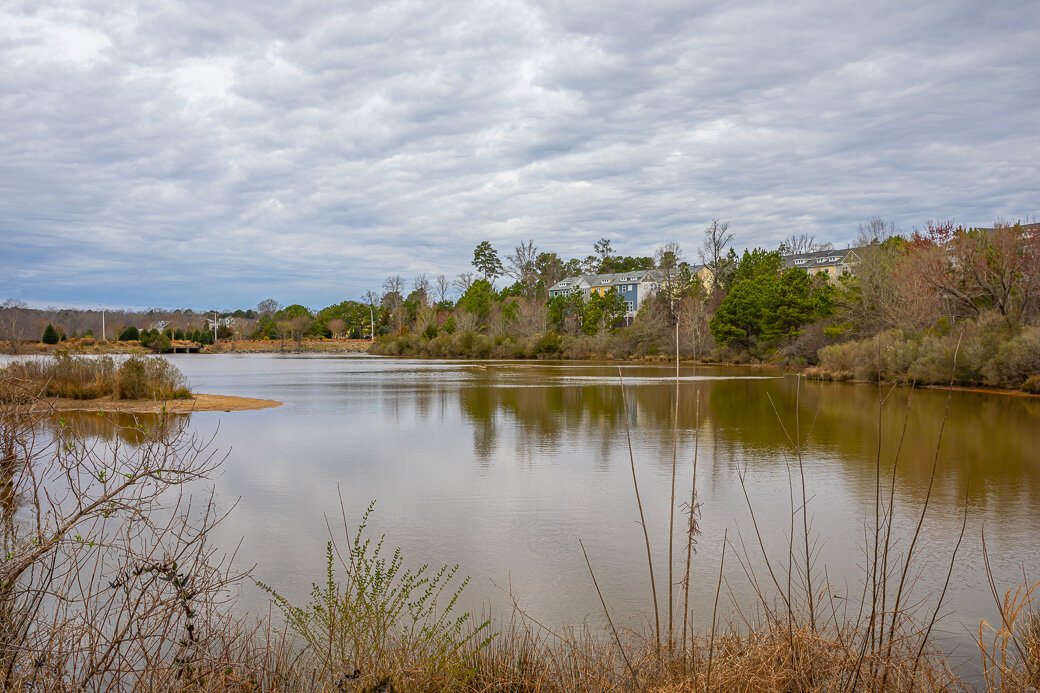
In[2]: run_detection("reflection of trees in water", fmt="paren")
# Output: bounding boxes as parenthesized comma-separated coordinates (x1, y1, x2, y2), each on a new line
(49, 410, 191, 446)
(453, 369, 1040, 505)
(457, 383, 623, 463)
(708, 377, 1040, 504)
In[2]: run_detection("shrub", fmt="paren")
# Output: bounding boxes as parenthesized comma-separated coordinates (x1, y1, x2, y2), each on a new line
(117, 356, 191, 400)
(139, 331, 172, 353)
(118, 325, 140, 341)
(173, 328, 185, 340)
(984, 324, 1040, 388)
(1023, 374, 1040, 394)
(258, 502, 490, 690)
(533, 331, 563, 357)
(468, 334, 492, 359)
(41, 324, 59, 344)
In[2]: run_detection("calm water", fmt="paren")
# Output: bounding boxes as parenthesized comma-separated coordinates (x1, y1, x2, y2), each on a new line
(23, 355, 1040, 671)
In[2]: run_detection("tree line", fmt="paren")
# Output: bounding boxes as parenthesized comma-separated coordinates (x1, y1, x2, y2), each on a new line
(6, 216, 1038, 390)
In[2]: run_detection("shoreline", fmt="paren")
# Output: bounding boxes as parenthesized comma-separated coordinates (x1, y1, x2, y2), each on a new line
(1, 338, 373, 356)
(803, 373, 1039, 398)
(33, 393, 283, 413)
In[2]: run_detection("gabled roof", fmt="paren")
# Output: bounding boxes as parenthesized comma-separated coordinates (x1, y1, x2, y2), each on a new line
(550, 269, 659, 292)
(585, 270, 658, 287)
(782, 247, 864, 269)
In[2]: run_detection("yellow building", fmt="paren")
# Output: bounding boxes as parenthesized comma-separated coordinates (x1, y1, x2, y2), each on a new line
(782, 248, 863, 280)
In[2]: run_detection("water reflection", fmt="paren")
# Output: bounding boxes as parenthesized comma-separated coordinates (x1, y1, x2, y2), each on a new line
(50, 410, 191, 446)
(446, 367, 1040, 508)
(45, 355, 1040, 676)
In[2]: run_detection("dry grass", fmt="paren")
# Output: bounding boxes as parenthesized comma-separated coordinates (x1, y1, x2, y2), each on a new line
(0, 353, 191, 401)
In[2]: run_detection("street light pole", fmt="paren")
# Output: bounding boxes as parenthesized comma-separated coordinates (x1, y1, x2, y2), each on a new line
(369, 304, 375, 340)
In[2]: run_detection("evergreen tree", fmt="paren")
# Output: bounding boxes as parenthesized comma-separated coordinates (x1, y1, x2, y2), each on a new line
(41, 324, 59, 344)
(472, 241, 504, 282)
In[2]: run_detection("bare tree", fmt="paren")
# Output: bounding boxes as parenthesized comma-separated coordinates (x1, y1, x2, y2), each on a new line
(655, 242, 685, 314)
(382, 276, 406, 331)
(0, 300, 29, 353)
(383, 275, 405, 298)
(857, 217, 898, 246)
(256, 298, 280, 317)
(326, 318, 346, 339)
(698, 219, 733, 293)
(513, 297, 547, 337)
(454, 308, 478, 333)
(435, 275, 451, 304)
(506, 239, 539, 294)
(453, 272, 474, 295)
(0, 380, 239, 690)
(412, 274, 431, 307)
(779, 233, 818, 255)
(911, 220, 1040, 324)
(288, 315, 314, 350)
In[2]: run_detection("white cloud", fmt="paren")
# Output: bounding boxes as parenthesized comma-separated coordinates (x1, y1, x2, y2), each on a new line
(0, 0, 1037, 308)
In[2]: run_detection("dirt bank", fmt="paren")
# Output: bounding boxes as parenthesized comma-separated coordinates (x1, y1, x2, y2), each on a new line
(35, 393, 282, 413)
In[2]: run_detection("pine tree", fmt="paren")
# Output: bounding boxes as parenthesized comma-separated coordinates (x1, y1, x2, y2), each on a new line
(41, 324, 59, 344)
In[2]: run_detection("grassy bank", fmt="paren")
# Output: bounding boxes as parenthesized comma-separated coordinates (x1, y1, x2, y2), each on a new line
(0, 353, 192, 401)
(805, 315, 1040, 393)
(369, 328, 688, 361)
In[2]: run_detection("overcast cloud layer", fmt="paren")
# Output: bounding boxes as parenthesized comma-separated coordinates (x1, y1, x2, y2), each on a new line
(2, 0, 1037, 309)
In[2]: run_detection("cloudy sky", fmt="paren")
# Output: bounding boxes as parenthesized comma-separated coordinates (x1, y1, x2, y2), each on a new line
(2, 0, 1037, 310)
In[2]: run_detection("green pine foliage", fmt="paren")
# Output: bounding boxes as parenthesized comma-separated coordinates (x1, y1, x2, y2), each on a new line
(41, 324, 59, 344)
(118, 325, 139, 341)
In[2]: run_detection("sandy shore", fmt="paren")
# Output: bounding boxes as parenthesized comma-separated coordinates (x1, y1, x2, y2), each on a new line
(35, 393, 282, 413)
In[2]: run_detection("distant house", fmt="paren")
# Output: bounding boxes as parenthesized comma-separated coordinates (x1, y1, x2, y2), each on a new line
(549, 269, 665, 320)
(782, 247, 863, 280)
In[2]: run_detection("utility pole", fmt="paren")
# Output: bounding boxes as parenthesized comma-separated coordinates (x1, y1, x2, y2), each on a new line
(213, 312, 218, 341)
(101, 307, 105, 341)
(369, 304, 375, 340)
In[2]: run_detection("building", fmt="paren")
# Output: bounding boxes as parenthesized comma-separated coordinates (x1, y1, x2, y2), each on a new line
(548, 265, 712, 319)
(549, 270, 662, 319)
(782, 247, 864, 280)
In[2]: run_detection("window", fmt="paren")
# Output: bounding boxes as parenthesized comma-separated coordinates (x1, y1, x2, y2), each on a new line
(625, 301, 634, 311)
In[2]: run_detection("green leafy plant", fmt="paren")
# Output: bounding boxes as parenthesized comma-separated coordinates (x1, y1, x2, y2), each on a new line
(258, 501, 491, 689)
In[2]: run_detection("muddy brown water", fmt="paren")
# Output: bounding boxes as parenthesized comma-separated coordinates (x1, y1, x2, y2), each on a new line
(7, 354, 1039, 678)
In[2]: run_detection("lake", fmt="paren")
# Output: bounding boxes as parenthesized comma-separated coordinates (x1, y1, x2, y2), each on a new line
(28, 354, 1040, 674)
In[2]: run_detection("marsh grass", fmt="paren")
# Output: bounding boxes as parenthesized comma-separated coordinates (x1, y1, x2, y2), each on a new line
(0, 353, 191, 401)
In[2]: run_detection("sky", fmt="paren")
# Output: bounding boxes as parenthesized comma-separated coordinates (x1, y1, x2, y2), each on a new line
(1, 0, 1037, 311)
